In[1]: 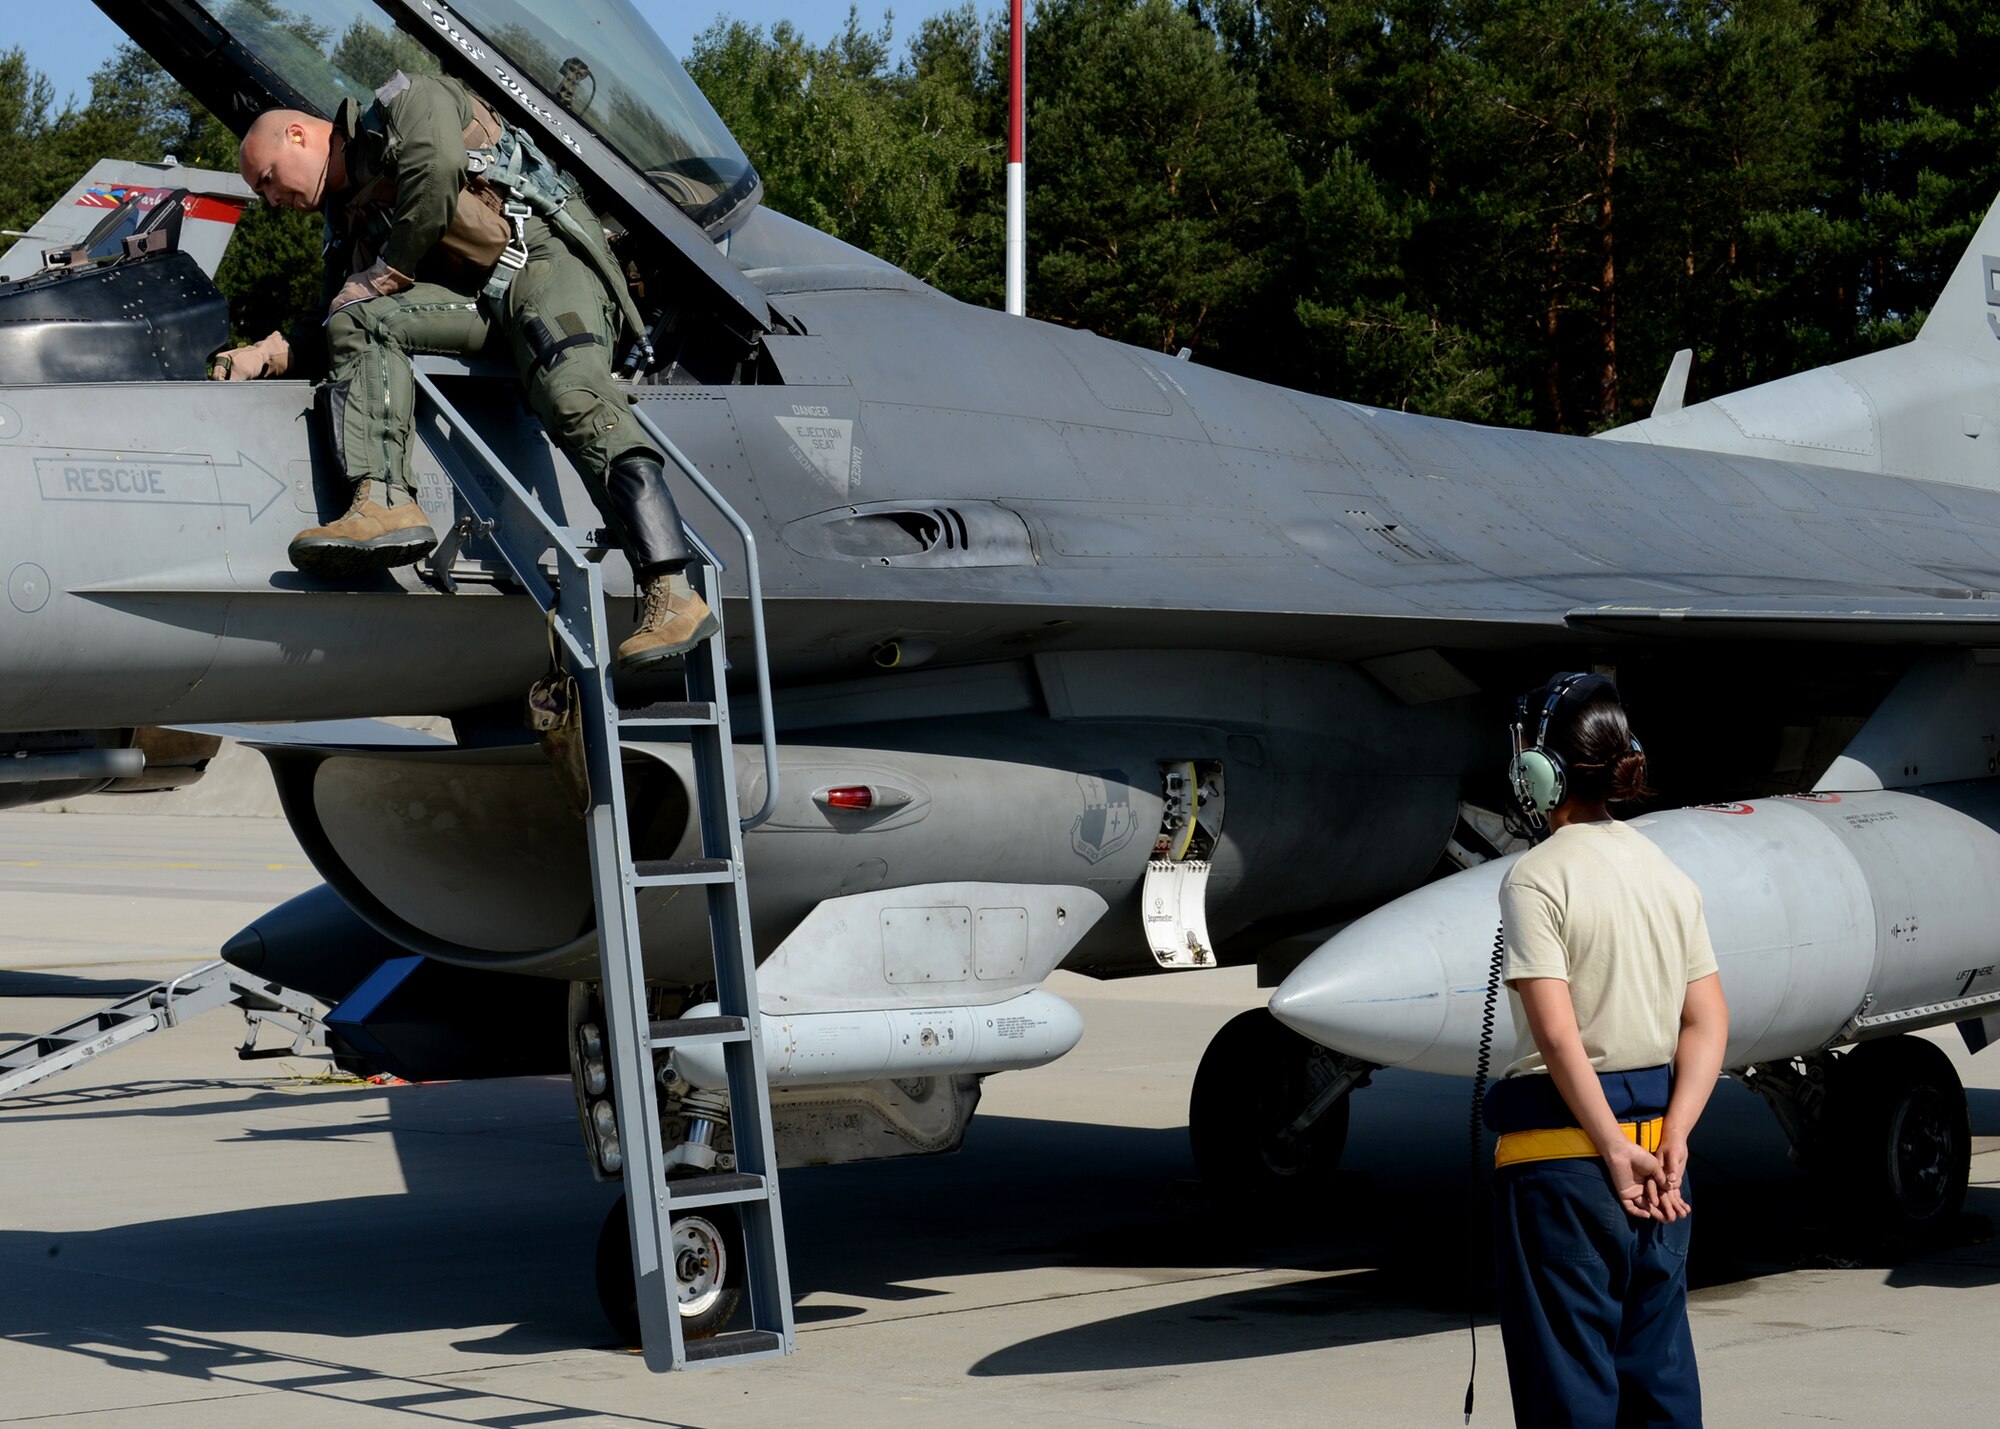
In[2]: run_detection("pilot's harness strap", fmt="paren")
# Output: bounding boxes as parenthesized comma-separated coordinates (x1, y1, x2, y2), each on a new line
(1493, 1115, 1664, 1169)
(467, 125, 654, 372)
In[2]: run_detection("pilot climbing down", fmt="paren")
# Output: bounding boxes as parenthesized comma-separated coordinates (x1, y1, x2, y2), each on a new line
(1487, 674, 1729, 1427)
(212, 70, 716, 673)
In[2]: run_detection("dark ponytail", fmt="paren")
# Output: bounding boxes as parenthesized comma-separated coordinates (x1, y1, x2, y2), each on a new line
(1553, 698, 1653, 804)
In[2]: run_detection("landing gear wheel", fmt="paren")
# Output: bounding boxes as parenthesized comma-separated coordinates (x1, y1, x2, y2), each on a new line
(594, 1190, 746, 1346)
(1823, 1036, 1970, 1242)
(1189, 1007, 1351, 1199)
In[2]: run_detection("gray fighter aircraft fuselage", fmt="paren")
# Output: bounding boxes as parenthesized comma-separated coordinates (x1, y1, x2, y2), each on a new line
(10, 0, 2000, 1339)
(13, 194, 2000, 973)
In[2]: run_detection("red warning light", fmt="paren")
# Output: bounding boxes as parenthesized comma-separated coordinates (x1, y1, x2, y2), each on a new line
(825, 786, 874, 810)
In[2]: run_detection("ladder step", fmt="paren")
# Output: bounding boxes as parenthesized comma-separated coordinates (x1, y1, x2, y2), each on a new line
(649, 1014, 749, 1048)
(684, 1329, 786, 1365)
(413, 378, 792, 1369)
(618, 700, 719, 730)
(631, 858, 735, 888)
(667, 1171, 769, 1210)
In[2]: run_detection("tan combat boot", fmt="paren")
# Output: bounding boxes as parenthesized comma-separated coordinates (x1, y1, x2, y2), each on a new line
(288, 487, 438, 578)
(615, 572, 720, 674)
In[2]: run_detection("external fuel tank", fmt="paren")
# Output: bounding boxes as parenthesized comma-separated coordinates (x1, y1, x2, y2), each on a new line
(1271, 784, 2000, 1075)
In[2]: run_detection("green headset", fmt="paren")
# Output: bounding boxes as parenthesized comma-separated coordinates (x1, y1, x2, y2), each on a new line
(1507, 671, 1634, 828)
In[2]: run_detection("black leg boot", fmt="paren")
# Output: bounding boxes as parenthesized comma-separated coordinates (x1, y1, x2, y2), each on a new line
(603, 453, 718, 673)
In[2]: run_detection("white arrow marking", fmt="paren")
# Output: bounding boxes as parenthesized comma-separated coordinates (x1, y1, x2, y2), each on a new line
(34, 450, 288, 521)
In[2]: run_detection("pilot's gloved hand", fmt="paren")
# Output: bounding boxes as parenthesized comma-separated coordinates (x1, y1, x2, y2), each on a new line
(327, 257, 412, 319)
(208, 330, 291, 381)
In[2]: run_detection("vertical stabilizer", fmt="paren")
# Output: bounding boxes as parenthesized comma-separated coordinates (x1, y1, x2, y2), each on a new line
(1652, 348, 1693, 415)
(1915, 190, 2000, 356)
(0, 159, 250, 282)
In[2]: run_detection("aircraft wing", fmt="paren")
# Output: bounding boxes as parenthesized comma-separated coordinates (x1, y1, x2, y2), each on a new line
(174, 719, 453, 748)
(1570, 596, 2000, 642)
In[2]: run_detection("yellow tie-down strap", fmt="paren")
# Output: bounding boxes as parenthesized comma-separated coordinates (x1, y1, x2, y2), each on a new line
(1494, 1116, 1664, 1169)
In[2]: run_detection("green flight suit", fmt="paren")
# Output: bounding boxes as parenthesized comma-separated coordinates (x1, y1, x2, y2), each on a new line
(314, 72, 658, 511)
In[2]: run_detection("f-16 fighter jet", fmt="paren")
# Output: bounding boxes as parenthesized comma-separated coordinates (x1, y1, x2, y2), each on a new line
(8, 0, 2000, 1353)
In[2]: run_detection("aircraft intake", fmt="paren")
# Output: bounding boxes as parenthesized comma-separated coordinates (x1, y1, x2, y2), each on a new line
(1269, 783, 2000, 1075)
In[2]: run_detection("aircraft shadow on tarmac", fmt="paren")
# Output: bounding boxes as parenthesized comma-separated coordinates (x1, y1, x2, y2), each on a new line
(968, 1080, 2000, 1377)
(0, 1081, 389, 1122)
(0, 966, 166, 1010)
(1, 1070, 1996, 1389)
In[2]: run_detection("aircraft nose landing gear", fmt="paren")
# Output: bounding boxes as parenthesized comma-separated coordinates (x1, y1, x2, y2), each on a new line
(595, 1191, 747, 1346)
(1188, 1007, 1374, 1199)
(1823, 1036, 1971, 1238)
(1747, 1033, 1972, 1245)
(672, 1212, 733, 1320)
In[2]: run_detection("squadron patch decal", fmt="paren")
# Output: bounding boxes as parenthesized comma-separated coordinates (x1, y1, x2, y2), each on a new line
(1072, 772, 1136, 864)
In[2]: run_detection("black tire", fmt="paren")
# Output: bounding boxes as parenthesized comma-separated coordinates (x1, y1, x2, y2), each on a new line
(594, 1191, 745, 1346)
(1189, 1006, 1351, 1199)
(1823, 1036, 1970, 1241)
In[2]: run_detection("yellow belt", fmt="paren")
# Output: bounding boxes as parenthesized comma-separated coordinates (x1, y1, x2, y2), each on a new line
(1494, 1116, 1663, 1169)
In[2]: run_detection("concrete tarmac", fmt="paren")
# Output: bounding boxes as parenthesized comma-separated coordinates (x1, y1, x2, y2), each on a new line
(2, 808, 1997, 1427)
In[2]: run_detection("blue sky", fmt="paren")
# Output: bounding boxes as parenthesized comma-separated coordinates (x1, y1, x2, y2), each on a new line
(14, 4, 950, 111)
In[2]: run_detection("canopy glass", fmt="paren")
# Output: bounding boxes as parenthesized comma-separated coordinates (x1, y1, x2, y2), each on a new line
(191, 0, 758, 232)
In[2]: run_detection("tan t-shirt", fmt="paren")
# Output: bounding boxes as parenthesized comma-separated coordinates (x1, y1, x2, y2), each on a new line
(1500, 820, 1719, 1077)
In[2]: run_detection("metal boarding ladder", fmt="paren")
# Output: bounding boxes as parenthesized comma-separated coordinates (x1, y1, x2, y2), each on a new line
(0, 961, 324, 1100)
(408, 359, 793, 1371)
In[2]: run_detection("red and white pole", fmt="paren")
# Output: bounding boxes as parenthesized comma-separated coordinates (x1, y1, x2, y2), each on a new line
(1004, 0, 1026, 316)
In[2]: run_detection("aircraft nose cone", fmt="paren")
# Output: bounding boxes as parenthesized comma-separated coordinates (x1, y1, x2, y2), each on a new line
(221, 922, 266, 973)
(1270, 857, 1515, 1072)
(1270, 914, 1450, 1068)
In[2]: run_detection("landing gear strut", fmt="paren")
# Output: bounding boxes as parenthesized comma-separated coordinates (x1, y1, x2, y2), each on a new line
(1189, 1007, 1374, 1198)
(1747, 1034, 1971, 1242)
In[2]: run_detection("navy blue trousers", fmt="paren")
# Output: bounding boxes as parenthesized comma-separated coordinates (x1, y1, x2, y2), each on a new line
(1491, 1158, 1702, 1427)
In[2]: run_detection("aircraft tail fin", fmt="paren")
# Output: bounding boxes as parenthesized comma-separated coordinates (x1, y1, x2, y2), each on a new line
(0, 159, 252, 284)
(1915, 190, 2000, 356)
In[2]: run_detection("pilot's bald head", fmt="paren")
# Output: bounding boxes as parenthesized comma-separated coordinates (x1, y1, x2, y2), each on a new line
(239, 109, 334, 211)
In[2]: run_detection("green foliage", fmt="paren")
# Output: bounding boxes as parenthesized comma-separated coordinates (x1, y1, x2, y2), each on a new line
(1028, 0, 1295, 356)
(214, 203, 324, 345)
(688, 8, 1001, 287)
(0, 49, 61, 237)
(0, 40, 320, 343)
(330, 17, 442, 90)
(1292, 149, 1523, 422)
(18, 4, 2000, 432)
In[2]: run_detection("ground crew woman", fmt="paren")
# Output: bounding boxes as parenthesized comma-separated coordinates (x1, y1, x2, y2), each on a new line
(1488, 673, 1729, 1427)
(214, 71, 714, 674)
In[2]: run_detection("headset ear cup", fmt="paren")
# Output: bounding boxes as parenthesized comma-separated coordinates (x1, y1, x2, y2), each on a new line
(1513, 749, 1565, 815)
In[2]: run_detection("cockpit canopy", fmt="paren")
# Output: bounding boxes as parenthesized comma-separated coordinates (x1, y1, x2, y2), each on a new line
(139, 0, 759, 236)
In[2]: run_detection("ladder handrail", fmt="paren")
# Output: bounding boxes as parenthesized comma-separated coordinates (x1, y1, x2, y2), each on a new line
(411, 367, 572, 640)
(409, 366, 780, 833)
(411, 363, 795, 1370)
(626, 406, 779, 833)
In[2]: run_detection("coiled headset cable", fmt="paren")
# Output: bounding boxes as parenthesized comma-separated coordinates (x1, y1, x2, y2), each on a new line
(1464, 919, 1505, 1422)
